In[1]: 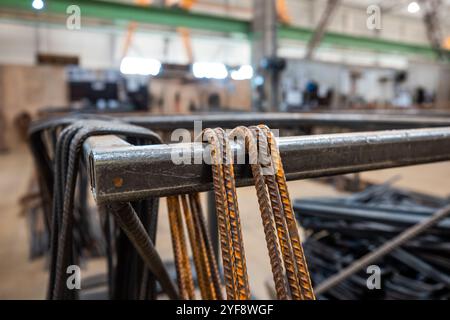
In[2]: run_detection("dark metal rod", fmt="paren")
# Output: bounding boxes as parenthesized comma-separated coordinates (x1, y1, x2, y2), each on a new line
(293, 201, 450, 230)
(123, 113, 450, 131)
(84, 127, 450, 203)
(38, 113, 450, 132)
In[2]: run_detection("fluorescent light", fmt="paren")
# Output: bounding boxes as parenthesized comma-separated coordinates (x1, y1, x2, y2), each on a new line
(407, 2, 420, 13)
(230, 65, 253, 80)
(32, 0, 44, 10)
(120, 57, 161, 76)
(192, 62, 228, 79)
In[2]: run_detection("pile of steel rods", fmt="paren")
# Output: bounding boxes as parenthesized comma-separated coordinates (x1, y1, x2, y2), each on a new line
(294, 184, 450, 300)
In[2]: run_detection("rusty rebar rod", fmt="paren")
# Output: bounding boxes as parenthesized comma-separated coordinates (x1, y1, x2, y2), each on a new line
(259, 125, 315, 300)
(215, 128, 250, 300)
(230, 126, 289, 300)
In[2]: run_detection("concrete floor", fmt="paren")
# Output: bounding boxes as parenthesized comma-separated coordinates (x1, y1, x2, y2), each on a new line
(1, 145, 450, 299)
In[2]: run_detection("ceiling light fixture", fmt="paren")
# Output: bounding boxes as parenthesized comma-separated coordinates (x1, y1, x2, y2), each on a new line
(230, 65, 254, 80)
(192, 62, 228, 80)
(32, 0, 45, 10)
(407, 2, 420, 13)
(120, 57, 161, 76)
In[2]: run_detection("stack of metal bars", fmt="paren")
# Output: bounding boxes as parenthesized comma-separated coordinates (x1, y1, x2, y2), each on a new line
(294, 183, 450, 300)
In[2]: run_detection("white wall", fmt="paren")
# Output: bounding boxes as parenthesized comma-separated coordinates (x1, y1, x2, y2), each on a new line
(0, 20, 251, 68)
(191, 0, 450, 45)
(0, 21, 116, 68)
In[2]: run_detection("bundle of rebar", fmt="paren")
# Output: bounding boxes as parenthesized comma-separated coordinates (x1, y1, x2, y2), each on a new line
(166, 194, 223, 299)
(53, 121, 168, 300)
(196, 126, 315, 300)
(29, 117, 174, 300)
(294, 184, 450, 300)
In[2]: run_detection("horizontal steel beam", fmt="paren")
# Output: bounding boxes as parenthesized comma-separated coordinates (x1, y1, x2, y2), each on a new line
(123, 113, 450, 131)
(37, 112, 450, 135)
(84, 127, 450, 204)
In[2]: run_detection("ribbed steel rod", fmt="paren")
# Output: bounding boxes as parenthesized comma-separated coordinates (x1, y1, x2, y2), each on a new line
(84, 127, 450, 204)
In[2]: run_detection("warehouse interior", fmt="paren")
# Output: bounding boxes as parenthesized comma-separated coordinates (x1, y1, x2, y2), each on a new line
(0, 0, 450, 300)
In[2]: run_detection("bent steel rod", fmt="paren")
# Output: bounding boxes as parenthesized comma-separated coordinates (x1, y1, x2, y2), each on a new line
(84, 127, 450, 204)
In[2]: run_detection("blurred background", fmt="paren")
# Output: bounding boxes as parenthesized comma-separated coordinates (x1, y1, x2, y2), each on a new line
(0, 0, 449, 300)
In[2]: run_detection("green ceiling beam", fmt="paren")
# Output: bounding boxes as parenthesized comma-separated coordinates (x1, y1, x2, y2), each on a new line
(279, 26, 437, 57)
(1, 0, 249, 34)
(1, 0, 445, 58)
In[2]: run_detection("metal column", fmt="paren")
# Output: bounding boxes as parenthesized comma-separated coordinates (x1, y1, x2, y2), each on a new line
(252, 0, 280, 111)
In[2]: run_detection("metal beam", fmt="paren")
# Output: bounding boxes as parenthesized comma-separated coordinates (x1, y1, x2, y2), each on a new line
(34, 112, 450, 133)
(84, 127, 450, 203)
(279, 26, 439, 57)
(32, 112, 450, 139)
(252, 0, 279, 111)
(1, 0, 446, 57)
(122, 113, 450, 131)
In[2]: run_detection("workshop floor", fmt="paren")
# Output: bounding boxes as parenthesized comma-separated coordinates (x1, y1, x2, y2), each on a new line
(1, 144, 450, 299)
